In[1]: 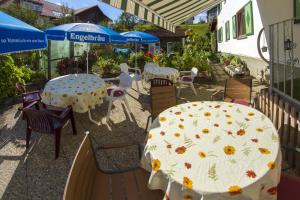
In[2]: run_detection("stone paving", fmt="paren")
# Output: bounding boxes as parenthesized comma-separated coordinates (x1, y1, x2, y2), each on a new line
(0, 65, 266, 200)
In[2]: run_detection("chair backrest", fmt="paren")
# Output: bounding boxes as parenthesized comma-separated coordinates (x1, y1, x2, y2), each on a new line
(120, 63, 129, 73)
(16, 82, 26, 94)
(191, 67, 198, 79)
(151, 78, 173, 87)
(23, 107, 54, 134)
(224, 78, 252, 101)
(118, 72, 133, 90)
(64, 134, 98, 200)
(150, 85, 177, 118)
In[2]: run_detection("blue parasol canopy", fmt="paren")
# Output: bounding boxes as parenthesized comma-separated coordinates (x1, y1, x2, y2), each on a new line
(45, 23, 126, 44)
(0, 11, 47, 54)
(121, 31, 160, 44)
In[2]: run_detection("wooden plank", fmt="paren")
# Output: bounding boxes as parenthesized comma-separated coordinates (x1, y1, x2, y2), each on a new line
(111, 173, 126, 200)
(259, 91, 263, 112)
(278, 99, 285, 141)
(123, 171, 140, 200)
(289, 107, 297, 168)
(262, 90, 266, 114)
(265, 92, 270, 118)
(92, 172, 110, 200)
(283, 102, 291, 161)
(134, 169, 164, 200)
(273, 95, 279, 129)
(297, 114, 300, 176)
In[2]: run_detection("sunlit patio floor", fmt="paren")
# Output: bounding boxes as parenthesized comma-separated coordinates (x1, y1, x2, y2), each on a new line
(0, 65, 267, 200)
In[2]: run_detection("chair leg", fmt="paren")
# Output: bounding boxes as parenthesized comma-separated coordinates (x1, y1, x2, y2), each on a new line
(136, 80, 140, 93)
(106, 99, 113, 121)
(123, 97, 133, 121)
(54, 129, 61, 159)
(70, 113, 77, 135)
(190, 83, 197, 96)
(26, 127, 32, 149)
(177, 84, 182, 97)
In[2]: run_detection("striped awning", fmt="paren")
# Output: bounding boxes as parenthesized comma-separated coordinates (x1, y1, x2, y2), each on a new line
(101, 0, 223, 32)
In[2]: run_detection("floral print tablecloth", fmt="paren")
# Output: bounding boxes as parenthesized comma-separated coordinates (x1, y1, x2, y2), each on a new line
(41, 74, 107, 113)
(143, 65, 180, 83)
(141, 101, 281, 200)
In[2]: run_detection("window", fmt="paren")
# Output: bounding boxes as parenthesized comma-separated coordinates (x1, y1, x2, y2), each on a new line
(236, 1, 254, 39)
(225, 21, 230, 41)
(237, 8, 247, 38)
(232, 15, 237, 39)
(294, 0, 300, 23)
(218, 27, 223, 43)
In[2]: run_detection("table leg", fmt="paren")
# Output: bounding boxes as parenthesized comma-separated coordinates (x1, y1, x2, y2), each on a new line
(88, 110, 101, 126)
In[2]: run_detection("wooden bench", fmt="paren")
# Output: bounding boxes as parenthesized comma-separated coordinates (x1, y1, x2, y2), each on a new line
(63, 134, 164, 200)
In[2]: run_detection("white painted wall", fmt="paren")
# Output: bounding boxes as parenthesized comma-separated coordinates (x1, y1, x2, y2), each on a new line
(217, 0, 265, 59)
(217, 0, 300, 78)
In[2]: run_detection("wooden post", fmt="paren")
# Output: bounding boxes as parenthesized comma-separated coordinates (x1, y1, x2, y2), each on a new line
(273, 95, 279, 129)
(289, 107, 297, 168)
(278, 99, 284, 141)
(47, 40, 52, 80)
(283, 102, 290, 161)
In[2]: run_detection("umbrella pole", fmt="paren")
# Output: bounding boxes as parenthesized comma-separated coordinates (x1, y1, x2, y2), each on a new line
(86, 44, 89, 74)
(135, 42, 137, 69)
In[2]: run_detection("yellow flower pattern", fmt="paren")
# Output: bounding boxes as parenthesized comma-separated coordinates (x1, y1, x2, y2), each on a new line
(41, 74, 106, 113)
(142, 102, 279, 200)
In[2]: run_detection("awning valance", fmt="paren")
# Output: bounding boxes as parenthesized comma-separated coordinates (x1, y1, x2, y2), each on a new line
(101, 0, 222, 32)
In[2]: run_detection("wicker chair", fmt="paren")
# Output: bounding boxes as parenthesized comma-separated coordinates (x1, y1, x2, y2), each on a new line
(145, 85, 177, 132)
(63, 133, 163, 200)
(150, 78, 173, 87)
(211, 78, 252, 106)
(23, 101, 77, 159)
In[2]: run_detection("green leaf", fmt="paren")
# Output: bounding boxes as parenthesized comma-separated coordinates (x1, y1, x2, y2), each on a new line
(208, 163, 218, 181)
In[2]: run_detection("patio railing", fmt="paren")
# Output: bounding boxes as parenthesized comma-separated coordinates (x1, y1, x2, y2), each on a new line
(256, 88, 300, 175)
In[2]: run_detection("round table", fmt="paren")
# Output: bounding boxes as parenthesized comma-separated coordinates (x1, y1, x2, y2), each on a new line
(41, 74, 107, 124)
(143, 65, 179, 83)
(141, 101, 281, 200)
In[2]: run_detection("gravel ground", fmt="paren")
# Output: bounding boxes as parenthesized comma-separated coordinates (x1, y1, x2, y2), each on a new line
(0, 65, 267, 200)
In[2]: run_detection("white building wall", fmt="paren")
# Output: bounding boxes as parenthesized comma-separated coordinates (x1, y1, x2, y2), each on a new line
(217, 0, 300, 78)
(217, 0, 264, 59)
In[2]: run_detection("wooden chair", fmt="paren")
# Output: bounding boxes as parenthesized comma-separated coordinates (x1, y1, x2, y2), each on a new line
(278, 173, 300, 200)
(150, 78, 173, 87)
(63, 133, 164, 200)
(211, 78, 252, 106)
(23, 101, 76, 159)
(145, 85, 177, 132)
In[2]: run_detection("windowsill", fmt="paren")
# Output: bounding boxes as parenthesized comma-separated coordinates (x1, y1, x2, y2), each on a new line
(237, 35, 247, 40)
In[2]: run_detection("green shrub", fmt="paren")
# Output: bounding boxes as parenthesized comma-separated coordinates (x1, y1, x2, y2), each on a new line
(0, 55, 33, 103)
(30, 70, 47, 84)
(92, 57, 119, 75)
(128, 52, 148, 69)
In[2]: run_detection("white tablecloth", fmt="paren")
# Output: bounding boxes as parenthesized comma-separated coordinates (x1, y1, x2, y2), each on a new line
(141, 101, 281, 200)
(41, 74, 107, 113)
(143, 65, 179, 83)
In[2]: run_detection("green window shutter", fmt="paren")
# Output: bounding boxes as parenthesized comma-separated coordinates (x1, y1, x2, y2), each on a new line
(245, 1, 254, 36)
(225, 21, 230, 41)
(232, 15, 237, 39)
(218, 27, 223, 43)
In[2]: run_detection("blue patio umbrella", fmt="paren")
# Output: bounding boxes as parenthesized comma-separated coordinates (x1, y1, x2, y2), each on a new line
(45, 23, 126, 73)
(121, 31, 160, 68)
(121, 31, 160, 44)
(0, 11, 47, 54)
